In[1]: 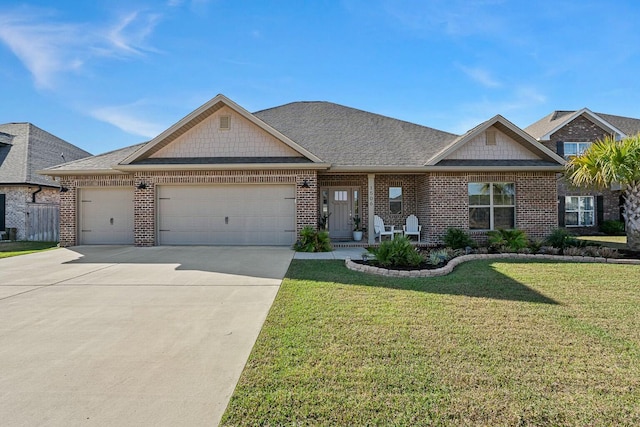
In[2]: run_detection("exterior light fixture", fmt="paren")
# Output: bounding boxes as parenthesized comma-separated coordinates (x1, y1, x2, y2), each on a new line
(300, 179, 310, 188)
(60, 186, 69, 193)
(137, 182, 147, 190)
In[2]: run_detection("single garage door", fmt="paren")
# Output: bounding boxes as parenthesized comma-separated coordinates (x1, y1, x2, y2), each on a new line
(157, 184, 296, 245)
(79, 188, 134, 245)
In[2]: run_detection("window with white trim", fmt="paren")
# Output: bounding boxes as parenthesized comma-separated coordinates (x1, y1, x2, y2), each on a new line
(389, 187, 402, 214)
(563, 141, 591, 158)
(565, 196, 594, 227)
(469, 182, 515, 230)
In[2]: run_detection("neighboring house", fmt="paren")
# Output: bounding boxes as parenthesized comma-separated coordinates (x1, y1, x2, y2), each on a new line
(0, 123, 91, 241)
(525, 109, 640, 232)
(41, 94, 565, 247)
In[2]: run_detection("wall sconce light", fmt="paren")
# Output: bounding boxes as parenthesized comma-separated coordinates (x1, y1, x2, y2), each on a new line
(60, 186, 69, 193)
(300, 179, 310, 188)
(137, 182, 147, 190)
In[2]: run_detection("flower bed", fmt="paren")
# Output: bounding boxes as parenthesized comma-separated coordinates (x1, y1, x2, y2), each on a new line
(346, 253, 640, 278)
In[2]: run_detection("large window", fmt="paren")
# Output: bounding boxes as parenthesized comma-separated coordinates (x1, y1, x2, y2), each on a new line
(565, 196, 594, 227)
(469, 182, 515, 230)
(389, 187, 402, 214)
(563, 142, 591, 159)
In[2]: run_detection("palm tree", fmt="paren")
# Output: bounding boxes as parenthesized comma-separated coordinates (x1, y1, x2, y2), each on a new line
(566, 134, 640, 250)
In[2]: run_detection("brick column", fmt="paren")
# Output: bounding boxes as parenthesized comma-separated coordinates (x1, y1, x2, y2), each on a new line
(134, 174, 155, 246)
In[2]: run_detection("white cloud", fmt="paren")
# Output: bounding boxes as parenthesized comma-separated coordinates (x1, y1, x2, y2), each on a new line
(0, 8, 161, 89)
(458, 65, 501, 88)
(91, 102, 166, 138)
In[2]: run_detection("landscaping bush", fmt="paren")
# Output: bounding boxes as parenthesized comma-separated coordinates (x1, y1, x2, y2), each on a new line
(487, 228, 529, 252)
(443, 227, 476, 249)
(427, 248, 450, 266)
(545, 228, 579, 250)
(367, 235, 424, 268)
(600, 220, 625, 235)
(293, 226, 333, 252)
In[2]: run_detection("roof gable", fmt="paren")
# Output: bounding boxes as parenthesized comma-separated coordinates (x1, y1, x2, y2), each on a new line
(121, 94, 324, 165)
(427, 115, 565, 167)
(526, 108, 626, 141)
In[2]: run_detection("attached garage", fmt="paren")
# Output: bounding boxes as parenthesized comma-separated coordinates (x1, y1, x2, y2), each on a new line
(79, 188, 134, 244)
(157, 184, 296, 245)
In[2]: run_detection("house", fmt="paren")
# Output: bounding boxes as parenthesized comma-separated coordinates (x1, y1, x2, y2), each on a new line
(40, 94, 565, 247)
(525, 109, 640, 231)
(0, 123, 91, 241)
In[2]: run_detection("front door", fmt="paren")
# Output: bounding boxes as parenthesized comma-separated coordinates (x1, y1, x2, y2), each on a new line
(326, 187, 360, 240)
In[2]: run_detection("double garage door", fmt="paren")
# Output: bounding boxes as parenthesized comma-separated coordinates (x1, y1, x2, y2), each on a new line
(79, 185, 296, 245)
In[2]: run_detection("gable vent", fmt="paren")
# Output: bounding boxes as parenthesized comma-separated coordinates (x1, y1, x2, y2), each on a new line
(485, 129, 497, 146)
(219, 115, 231, 130)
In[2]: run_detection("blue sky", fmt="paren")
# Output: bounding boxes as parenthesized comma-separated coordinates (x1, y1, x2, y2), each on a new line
(1, 0, 639, 155)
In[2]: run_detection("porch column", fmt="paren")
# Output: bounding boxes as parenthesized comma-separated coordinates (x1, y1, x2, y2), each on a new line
(368, 174, 375, 245)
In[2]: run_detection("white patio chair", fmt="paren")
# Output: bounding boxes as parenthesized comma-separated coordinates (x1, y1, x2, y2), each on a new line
(403, 214, 422, 242)
(374, 215, 394, 242)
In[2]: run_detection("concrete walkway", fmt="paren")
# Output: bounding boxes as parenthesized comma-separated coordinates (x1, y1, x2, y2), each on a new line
(0, 246, 293, 427)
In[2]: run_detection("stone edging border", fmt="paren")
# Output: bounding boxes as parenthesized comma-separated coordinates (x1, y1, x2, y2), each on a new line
(345, 253, 640, 278)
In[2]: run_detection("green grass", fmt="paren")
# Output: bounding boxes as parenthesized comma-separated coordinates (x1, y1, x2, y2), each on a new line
(222, 259, 640, 426)
(0, 241, 59, 259)
(577, 235, 627, 249)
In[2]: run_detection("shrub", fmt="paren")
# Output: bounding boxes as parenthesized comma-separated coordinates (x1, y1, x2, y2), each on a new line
(600, 220, 625, 235)
(443, 228, 476, 249)
(367, 236, 424, 268)
(545, 228, 579, 250)
(293, 226, 333, 252)
(427, 248, 450, 266)
(487, 229, 529, 251)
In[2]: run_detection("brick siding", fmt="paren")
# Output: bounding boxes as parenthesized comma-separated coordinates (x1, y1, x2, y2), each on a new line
(541, 114, 623, 228)
(1, 185, 59, 240)
(58, 170, 317, 247)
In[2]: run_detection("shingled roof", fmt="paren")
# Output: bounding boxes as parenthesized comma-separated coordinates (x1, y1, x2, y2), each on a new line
(525, 109, 640, 140)
(0, 123, 91, 186)
(254, 101, 458, 167)
(44, 143, 146, 174)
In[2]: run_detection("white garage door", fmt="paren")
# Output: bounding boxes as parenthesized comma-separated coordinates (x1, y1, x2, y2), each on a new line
(79, 188, 134, 245)
(157, 184, 296, 245)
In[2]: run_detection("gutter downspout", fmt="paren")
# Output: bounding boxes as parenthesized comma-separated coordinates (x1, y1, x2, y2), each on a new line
(31, 185, 43, 203)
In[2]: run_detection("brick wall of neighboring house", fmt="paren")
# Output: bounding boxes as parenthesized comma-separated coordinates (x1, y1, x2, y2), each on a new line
(540, 115, 622, 229)
(59, 169, 318, 247)
(426, 172, 558, 245)
(0, 185, 59, 240)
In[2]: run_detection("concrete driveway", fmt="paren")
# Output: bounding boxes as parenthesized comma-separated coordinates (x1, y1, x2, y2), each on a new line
(0, 245, 293, 426)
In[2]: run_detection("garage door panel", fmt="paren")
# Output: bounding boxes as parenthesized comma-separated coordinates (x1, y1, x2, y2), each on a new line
(158, 185, 295, 245)
(79, 188, 134, 245)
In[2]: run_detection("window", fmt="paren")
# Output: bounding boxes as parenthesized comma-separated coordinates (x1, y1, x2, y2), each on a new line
(389, 187, 402, 214)
(469, 183, 515, 230)
(334, 190, 348, 201)
(563, 142, 591, 158)
(565, 196, 594, 227)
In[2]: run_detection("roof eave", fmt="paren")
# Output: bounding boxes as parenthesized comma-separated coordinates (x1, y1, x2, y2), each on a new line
(114, 163, 331, 172)
(425, 165, 565, 172)
(37, 169, 130, 177)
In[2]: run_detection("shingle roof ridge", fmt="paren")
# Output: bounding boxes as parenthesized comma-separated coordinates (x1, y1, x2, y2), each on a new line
(255, 100, 459, 137)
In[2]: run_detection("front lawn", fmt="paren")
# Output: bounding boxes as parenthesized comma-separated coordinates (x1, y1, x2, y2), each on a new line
(222, 259, 640, 426)
(0, 241, 58, 259)
(577, 235, 627, 249)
